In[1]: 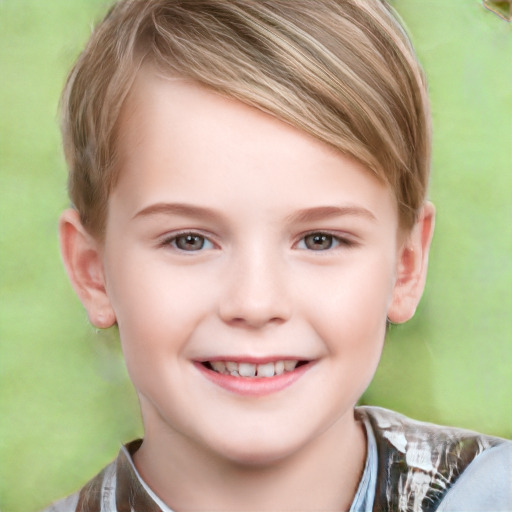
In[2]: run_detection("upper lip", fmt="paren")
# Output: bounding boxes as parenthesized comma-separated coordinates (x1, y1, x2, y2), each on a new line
(197, 356, 312, 364)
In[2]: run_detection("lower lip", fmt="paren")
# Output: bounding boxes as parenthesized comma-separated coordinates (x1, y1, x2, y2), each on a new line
(194, 362, 314, 396)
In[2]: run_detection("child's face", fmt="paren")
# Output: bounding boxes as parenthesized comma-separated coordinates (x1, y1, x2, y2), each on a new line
(81, 71, 422, 464)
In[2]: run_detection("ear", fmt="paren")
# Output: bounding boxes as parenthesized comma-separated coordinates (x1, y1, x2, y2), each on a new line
(387, 202, 435, 324)
(59, 209, 116, 329)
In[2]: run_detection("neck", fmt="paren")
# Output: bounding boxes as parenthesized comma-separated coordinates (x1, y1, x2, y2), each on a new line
(134, 410, 367, 512)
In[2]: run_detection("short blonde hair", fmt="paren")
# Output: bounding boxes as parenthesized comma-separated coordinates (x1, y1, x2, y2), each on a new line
(62, 0, 431, 237)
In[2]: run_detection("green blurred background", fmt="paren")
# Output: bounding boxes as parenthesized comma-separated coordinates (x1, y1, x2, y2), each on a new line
(0, 1, 510, 510)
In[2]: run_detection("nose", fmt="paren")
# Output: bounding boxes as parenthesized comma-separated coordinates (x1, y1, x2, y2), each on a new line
(218, 248, 292, 329)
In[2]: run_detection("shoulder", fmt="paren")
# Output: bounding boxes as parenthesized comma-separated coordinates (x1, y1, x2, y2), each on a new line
(39, 439, 162, 512)
(40, 492, 80, 512)
(38, 459, 113, 512)
(437, 442, 512, 511)
(356, 406, 511, 511)
(357, 405, 507, 450)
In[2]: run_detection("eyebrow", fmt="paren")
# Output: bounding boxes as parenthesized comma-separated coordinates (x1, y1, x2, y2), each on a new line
(133, 202, 224, 222)
(286, 206, 376, 224)
(133, 203, 376, 224)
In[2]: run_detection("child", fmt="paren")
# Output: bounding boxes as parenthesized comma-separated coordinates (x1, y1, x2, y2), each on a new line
(45, 0, 511, 510)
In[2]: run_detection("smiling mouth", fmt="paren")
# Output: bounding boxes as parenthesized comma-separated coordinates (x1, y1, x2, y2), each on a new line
(202, 360, 309, 378)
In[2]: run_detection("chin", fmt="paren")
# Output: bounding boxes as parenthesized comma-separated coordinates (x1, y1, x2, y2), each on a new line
(210, 432, 307, 468)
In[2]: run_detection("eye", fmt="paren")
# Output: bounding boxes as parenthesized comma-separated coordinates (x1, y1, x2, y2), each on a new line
(298, 232, 341, 251)
(166, 233, 214, 251)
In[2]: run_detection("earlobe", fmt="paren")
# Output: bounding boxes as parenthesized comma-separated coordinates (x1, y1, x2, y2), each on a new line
(387, 202, 435, 324)
(59, 209, 116, 329)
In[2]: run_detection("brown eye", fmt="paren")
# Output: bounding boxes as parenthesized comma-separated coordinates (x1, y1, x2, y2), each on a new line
(174, 234, 207, 251)
(303, 233, 336, 250)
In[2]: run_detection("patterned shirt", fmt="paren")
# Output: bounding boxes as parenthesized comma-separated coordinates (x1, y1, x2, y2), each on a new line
(42, 407, 512, 512)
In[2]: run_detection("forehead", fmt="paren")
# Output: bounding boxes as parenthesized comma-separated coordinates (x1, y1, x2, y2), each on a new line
(112, 69, 397, 226)
(118, 69, 345, 172)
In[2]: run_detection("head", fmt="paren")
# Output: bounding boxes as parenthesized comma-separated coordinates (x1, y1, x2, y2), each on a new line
(59, 0, 434, 467)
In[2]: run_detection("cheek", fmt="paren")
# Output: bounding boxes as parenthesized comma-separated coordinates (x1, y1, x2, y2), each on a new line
(308, 268, 391, 403)
(300, 254, 396, 354)
(104, 251, 217, 358)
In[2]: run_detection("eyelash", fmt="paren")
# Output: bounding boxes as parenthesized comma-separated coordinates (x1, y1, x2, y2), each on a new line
(160, 232, 215, 252)
(296, 231, 356, 251)
(160, 231, 356, 253)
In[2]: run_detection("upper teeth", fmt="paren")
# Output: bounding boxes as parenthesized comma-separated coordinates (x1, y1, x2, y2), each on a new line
(210, 360, 299, 378)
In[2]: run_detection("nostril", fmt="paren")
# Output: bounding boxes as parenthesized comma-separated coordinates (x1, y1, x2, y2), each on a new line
(222, 314, 288, 329)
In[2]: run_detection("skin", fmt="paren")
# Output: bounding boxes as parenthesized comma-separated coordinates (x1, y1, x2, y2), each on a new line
(60, 70, 434, 511)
